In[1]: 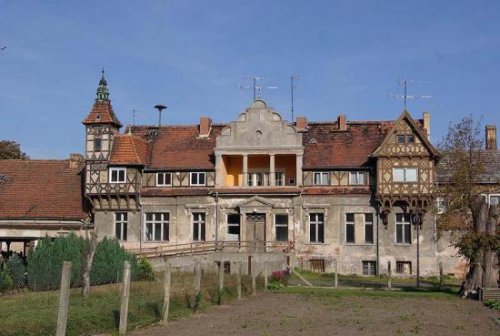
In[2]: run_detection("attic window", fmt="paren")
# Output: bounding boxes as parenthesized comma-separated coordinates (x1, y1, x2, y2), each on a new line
(397, 134, 415, 144)
(96, 114, 101, 122)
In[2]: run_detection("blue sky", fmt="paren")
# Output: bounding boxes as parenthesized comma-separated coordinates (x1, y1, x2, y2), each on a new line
(1, 1, 499, 158)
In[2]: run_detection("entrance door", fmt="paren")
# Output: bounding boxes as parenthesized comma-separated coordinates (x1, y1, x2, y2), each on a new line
(246, 213, 266, 252)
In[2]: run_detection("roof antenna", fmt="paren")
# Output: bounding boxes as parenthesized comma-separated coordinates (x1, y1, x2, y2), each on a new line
(291, 74, 301, 121)
(392, 79, 431, 110)
(239, 76, 278, 101)
(154, 104, 167, 127)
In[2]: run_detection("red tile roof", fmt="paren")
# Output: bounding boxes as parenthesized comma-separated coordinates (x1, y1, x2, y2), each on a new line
(109, 134, 149, 165)
(131, 125, 222, 170)
(0, 160, 89, 220)
(82, 101, 122, 127)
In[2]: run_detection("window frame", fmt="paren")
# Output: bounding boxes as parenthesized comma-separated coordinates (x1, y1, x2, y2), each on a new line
(396, 261, 412, 275)
(395, 213, 412, 244)
(313, 172, 330, 186)
(345, 213, 355, 243)
(364, 213, 374, 244)
(190, 172, 206, 186)
(192, 212, 206, 242)
(392, 167, 418, 183)
(274, 214, 289, 242)
(109, 167, 127, 184)
(309, 213, 325, 243)
(144, 212, 169, 241)
(114, 212, 128, 241)
(156, 172, 172, 186)
(94, 137, 102, 152)
(362, 261, 377, 276)
(227, 214, 241, 240)
(349, 171, 366, 186)
(275, 172, 285, 186)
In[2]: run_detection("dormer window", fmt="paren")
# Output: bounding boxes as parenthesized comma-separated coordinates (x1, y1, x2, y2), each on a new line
(109, 167, 126, 183)
(313, 172, 329, 185)
(157, 172, 172, 186)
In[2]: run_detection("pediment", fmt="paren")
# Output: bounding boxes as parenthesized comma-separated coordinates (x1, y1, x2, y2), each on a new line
(236, 196, 275, 209)
(216, 100, 303, 151)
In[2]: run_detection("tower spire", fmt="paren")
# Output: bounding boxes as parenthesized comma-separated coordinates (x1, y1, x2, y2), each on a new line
(95, 68, 110, 102)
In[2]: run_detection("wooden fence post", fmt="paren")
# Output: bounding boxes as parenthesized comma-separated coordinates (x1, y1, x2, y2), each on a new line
(193, 260, 201, 312)
(334, 259, 338, 288)
(218, 260, 224, 305)
(237, 262, 242, 299)
(263, 263, 268, 291)
(387, 261, 392, 289)
(56, 261, 72, 336)
(119, 260, 131, 335)
(161, 265, 171, 325)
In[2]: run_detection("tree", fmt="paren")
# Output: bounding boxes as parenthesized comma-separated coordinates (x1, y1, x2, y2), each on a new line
(0, 140, 28, 160)
(437, 116, 499, 295)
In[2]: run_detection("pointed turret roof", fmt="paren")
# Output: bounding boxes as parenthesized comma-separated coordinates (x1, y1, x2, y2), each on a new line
(82, 70, 122, 128)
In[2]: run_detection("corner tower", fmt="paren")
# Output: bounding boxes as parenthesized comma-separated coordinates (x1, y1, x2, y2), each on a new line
(82, 71, 122, 160)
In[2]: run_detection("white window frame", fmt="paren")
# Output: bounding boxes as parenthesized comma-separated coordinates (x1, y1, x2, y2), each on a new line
(115, 212, 128, 241)
(247, 172, 263, 187)
(309, 213, 324, 243)
(192, 212, 206, 241)
(274, 214, 289, 242)
(435, 197, 446, 215)
(190, 172, 206, 186)
(156, 172, 172, 186)
(362, 261, 377, 276)
(227, 214, 241, 241)
(393, 167, 418, 182)
(488, 194, 500, 206)
(144, 212, 169, 241)
(109, 167, 126, 183)
(345, 213, 355, 243)
(396, 213, 411, 244)
(349, 171, 366, 185)
(313, 172, 329, 185)
(275, 172, 285, 186)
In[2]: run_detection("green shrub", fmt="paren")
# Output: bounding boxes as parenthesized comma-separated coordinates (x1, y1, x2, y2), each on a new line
(137, 257, 155, 281)
(6, 254, 27, 288)
(0, 270, 13, 291)
(485, 299, 500, 310)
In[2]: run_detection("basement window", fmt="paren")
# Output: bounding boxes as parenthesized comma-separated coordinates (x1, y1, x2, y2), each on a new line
(362, 261, 376, 276)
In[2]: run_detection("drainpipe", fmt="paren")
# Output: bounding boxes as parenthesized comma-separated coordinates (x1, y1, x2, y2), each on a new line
(376, 207, 380, 277)
(139, 194, 143, 254)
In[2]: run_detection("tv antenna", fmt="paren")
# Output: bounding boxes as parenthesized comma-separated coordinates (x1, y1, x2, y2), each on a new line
(239, 76, 278, 101)
(291, 74, 301, 121)
(392, 79, 431, 110)
(154, 104, 167, 127)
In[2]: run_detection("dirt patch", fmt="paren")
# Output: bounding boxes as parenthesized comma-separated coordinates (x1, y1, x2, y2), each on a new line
(131, 291, 500, 336)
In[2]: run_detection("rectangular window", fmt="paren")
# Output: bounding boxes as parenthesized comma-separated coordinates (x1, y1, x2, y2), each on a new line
(275, 172, 285, 186)
(193, 212, 206, 241)
(275, 214, 288, 241)
(94, 138, 102, 152)
(396, 134, 415, 144)
(396, 213, 411, 244)
(227, 214, 240, 241)
(156, 172, 172, 186)
(349, 171, 366, 185)
(109, 168, 126, 183)
(406, 135, 415, 143)
(489, 194, 500, 206)
(362, 261, 377, 275)
(396, 135, 406, 144)
(247, 172, 263, 187)
(115, 212, 128, 241)
(309, 213, 324, 243)
(365, 213, 374, 244)
(345, 213, 355, 243)
(190, 172, 206, 186)
(436, 197, 446, 215)
(144, 213, 169, 241)
(393, 168, 418, 182)
(313, 172, 329, 185)
(396, 261, 412, 275)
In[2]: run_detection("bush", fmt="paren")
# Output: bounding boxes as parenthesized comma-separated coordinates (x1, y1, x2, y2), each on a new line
(6, 254, 27, 289)
(137, 257, 155, 281)
(485, 299, 500, 311)
(0, 270, 13, 291)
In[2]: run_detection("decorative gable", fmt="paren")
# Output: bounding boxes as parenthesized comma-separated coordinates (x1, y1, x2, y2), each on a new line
(216, 100, 303, 152)
(236, 196, 275, 209)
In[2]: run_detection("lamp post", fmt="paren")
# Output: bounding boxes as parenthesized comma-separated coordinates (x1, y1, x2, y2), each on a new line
(411, 212, 422, 288)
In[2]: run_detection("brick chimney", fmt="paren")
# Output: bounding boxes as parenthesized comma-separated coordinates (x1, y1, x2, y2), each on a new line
(69, 153, 83, 168)
(485, 125, 497, 150)
(295, 116, 308, 131)
(338, 114, 347, 131)
(199, 116, 212, 138)
(423, 112, 431, 139)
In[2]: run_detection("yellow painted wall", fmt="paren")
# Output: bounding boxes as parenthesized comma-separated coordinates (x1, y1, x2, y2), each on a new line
(224, 155, 242, 186)
(248, 155, 269, 170)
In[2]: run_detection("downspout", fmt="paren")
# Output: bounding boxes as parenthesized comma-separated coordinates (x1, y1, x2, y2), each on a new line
(376, 207, 380, 277)
(139, 194, 143, 254)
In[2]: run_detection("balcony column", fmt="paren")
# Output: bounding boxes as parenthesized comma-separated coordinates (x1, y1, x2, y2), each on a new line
(242, 154, 248, 187)
(215, 154, 222, 187)
(296, 154, 303, 186)
(269, 154, 275, 186)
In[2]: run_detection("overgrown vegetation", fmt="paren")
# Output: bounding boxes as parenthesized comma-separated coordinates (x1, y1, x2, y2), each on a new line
(484, 299, 500, 311)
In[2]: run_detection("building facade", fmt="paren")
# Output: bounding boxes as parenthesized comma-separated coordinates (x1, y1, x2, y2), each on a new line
(81, 74, 446, 276)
